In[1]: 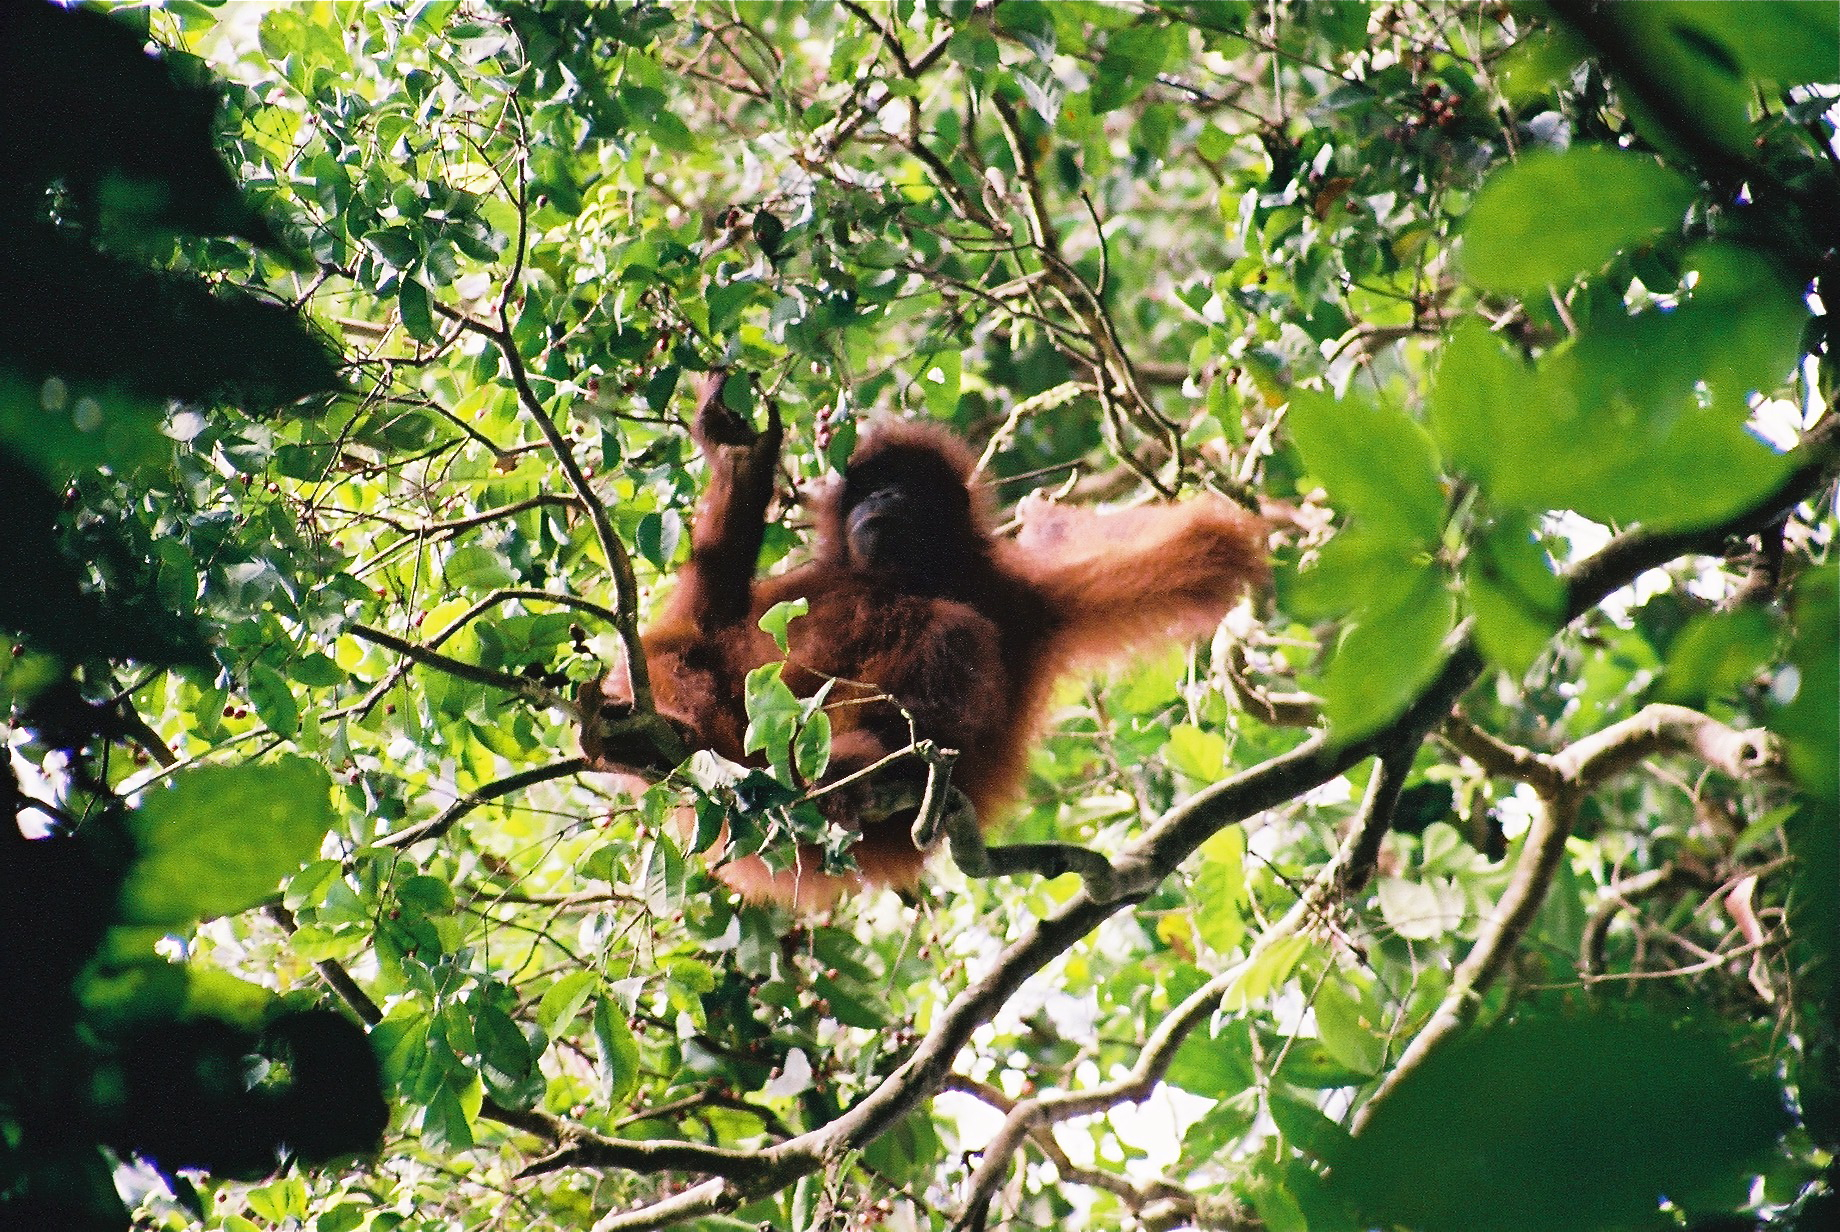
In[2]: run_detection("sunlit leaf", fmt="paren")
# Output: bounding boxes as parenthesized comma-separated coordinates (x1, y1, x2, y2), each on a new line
(121, 757, 335, 925)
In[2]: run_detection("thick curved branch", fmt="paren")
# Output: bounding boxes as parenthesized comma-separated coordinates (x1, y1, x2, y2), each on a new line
(589, 1180, 731, 1232)
(1360, 705, 1782, 1126)
(1553, 702, 1778, 787)
(1441, 711, 1562, 796)
(577, 417, 1840, 1226)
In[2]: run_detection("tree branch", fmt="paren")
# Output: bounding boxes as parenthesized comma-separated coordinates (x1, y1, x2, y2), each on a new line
(377, 757, 588, 850)
(347, 622, 574, 715)
(1359, 705, 1783, 1126)
(573, 398, 1840, 1228)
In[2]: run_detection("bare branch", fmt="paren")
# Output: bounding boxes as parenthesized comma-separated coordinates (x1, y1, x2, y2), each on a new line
(332, 494, 583, 540)
(377, 757, 589, 850)
(1554, 703, 1779, 787)
(346, 622, 574, 714)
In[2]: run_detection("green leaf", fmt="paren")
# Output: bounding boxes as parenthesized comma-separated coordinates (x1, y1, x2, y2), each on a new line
(1462, 148, 1695, 295)
(920, 349, 961, 418)
(1166, 1017, 1256, 1096)
(121, 757, 335, 924)
(1089, 24, 1177, 113)
(1247, 1174, 1309, 1232)
(758, 597, 809, 653)
(1269, 1090, 1355, 1162)
(1319, 563, 1457, 742)
(420, 1083, 475, 1152)
(290, 651, 348, 687)
(1196, 122, 1232, 163)
(1288, 388, 1444, 545)
(1313, 978, 1384, 1077)
(1225, 934, 1310, 1010)
(743, 661, 802, 781)
(1330, 1012, 1791, 1232)
(1666, 1, 1840, 87)
(1587, 4, 1757, 159)
(751, 208, 785, 262)
(537, 970, 599, 1036)
(635, 510, 682, 571)
(1656, 605, 1777, 705)
(1165, 722, 1227, 780)
(475, 1002, 538, 1107)
(246, 662, 300, 737)
(1288, 523, 1434, 623)
(793, 708, 832, 785)
(592, 995, 641, 1107)
(1451, 247, 1800, 531)
(398, 278, 436, 342)
(1193, 826, 1247, 954)
(1773, 563, 1838, 804)
(1428, 320, 1535, 493)
(443, 543, 518, 591)
(1462, 513, 1566, 677)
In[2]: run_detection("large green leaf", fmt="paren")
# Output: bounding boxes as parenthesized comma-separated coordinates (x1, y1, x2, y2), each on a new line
(1332, 1012, 1790, 1232)
(120, 757, 336, 925)
(1462, 148, 1695, 295)
(1427, 320, 1535, 494)
(1462, 513, 1566, 677)
(1288, 387, 1445, 545)
(1666, 1, 1840, 87)
(1444, 246, 1801, 530)
(1319, 562, 1457, 742)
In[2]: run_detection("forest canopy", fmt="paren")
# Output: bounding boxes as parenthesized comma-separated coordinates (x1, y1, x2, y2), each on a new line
(1, 3, 1836, 1232)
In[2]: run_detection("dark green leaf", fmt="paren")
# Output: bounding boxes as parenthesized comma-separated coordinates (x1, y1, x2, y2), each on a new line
(592, 996, 641, 1107)
(398, 279, 436, 342)
(245, 662, 300, 737)
(1330, 1012, 1790, 1232)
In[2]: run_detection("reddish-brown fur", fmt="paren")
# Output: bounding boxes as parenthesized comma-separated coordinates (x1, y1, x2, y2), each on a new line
(582, 395, 1267, 909)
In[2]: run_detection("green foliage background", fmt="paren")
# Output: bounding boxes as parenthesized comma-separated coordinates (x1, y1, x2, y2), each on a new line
(2, 2, 1836, 1231)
